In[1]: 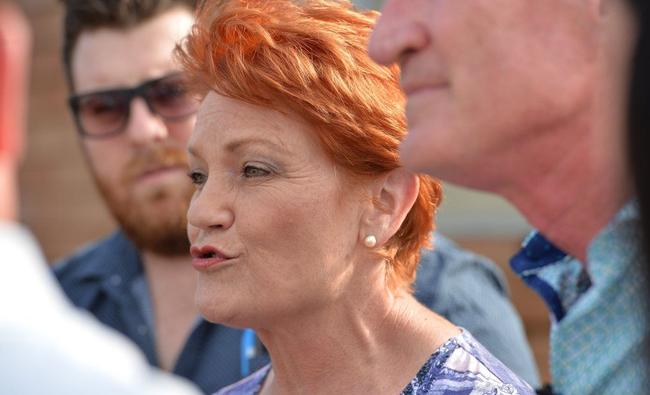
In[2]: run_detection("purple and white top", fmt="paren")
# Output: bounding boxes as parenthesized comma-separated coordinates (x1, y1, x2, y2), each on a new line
(215, 330, 534, 395)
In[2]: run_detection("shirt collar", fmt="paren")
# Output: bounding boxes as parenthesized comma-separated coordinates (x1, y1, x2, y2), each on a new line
(68, 230, 144, 286)
(510, 201, 639, 322)
(511, 232, 580, 321)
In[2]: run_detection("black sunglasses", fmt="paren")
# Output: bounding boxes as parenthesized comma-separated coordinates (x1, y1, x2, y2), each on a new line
(68, 72, 199, 139)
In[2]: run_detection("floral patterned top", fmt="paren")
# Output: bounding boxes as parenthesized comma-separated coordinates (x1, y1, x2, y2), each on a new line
(215, 330, 534, 395)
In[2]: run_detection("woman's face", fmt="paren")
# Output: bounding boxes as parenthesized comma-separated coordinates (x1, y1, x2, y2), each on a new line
(187, 92, 370, 328)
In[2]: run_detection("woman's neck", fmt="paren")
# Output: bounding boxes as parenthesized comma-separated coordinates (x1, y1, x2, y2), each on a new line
(256, 288, 459, 395)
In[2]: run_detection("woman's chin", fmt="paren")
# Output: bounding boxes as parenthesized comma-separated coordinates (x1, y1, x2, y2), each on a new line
(195, 294, 253, 328)
(198, 303, 241, 327)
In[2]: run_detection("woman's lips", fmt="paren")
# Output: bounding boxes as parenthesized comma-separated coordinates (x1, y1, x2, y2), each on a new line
(190, 245, 233, 270)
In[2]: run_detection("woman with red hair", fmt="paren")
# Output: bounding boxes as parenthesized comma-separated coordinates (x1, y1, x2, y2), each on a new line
(179, 1, 533, 393)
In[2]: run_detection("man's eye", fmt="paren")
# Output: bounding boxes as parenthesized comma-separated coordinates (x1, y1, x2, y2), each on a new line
(242, 165, 271, 178)
(188, 171, 207, 185)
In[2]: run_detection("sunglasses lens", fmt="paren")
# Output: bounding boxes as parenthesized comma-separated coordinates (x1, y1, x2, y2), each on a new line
(147, 74, 199, 120)
(76, 93, 128, 137)
(71, 73, 198, 138)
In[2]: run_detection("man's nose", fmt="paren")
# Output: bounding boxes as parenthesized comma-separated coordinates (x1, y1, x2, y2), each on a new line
(124, 97, 168, 145)
(368, 0, 429, 66)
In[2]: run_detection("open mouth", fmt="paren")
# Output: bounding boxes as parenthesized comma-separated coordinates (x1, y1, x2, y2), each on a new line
(191, 246, 226, 259)
(199, 251, 218, 259)
(190, 245, 233, 270)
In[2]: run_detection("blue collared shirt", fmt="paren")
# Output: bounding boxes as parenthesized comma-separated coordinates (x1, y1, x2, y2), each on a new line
(53, 231, 539, 393)
(511, 203, 649, 394)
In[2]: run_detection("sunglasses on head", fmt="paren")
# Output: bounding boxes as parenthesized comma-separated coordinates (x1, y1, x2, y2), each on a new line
(68, 72, 199, 139)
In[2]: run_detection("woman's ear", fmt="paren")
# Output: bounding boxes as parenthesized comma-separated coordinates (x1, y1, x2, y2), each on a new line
(362, 168, 419, 248)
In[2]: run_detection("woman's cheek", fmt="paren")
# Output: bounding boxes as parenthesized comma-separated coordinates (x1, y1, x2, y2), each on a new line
(240, 189, 331, 253)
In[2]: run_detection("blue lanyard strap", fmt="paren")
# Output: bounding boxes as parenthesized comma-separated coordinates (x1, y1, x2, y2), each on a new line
(240, 328, 257, 377)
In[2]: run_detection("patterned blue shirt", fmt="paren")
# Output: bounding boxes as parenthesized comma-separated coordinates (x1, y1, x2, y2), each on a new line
(511, 202, 649, 394)
(215, 331, 534, 395)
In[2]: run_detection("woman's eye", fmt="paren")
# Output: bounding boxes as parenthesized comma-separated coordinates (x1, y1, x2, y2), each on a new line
(242, 164, 271, 178)
(188, 171, 207, 185)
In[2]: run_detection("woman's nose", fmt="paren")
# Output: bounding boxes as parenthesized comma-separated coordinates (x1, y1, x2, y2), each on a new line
(187, 179, 235, 233)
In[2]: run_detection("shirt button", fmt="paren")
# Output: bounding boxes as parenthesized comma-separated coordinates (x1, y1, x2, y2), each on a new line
(109, 275, 122, 286)
(137, 325, 148, 336)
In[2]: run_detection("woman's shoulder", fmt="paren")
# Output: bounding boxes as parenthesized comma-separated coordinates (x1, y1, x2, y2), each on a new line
(401, 330, 535, 395)
(213, 365, 271, 395)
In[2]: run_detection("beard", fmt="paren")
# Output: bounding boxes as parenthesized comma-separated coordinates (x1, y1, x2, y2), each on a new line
(91, 144, 194, 257)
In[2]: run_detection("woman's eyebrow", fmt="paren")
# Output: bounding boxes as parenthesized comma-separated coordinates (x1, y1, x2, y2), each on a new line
(186, 132, 290, 159)
(225, 137, 289, 155)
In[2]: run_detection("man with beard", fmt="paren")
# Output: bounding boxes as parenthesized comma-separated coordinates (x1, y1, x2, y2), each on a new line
(53, 2, 250, 393)
(53, 0, 539, 392)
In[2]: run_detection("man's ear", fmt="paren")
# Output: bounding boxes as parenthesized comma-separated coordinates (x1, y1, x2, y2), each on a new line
(0, 2, 30, 162)
(362, 167, 419, 247)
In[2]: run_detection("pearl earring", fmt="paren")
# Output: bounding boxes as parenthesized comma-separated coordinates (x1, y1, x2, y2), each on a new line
(364, 235, 377, 248)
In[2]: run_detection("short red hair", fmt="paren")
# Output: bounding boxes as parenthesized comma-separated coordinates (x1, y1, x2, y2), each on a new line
(177, 0, 442, 292)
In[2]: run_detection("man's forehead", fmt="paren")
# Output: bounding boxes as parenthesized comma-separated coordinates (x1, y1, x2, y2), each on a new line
(71, 7, 194, 92)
